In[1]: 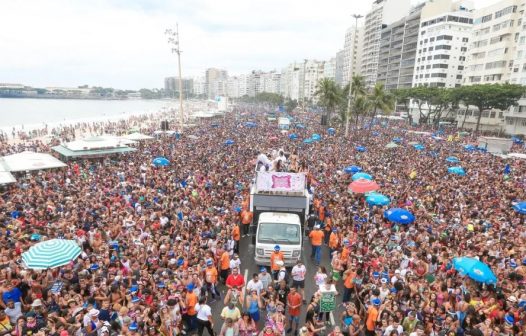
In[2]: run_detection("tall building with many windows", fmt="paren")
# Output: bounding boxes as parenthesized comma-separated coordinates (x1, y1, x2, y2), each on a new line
(342, 26, 364, 87)
(205, 68, 228, 99)
(413, 0, 473, 88)
(377, 3, 424, 90)
(361, 0, 411, 87)
(465, 0, 523, 85)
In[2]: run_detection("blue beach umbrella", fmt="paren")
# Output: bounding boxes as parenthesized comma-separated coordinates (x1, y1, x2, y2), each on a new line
(311, 134, 321, 141)
(225, 139, 235, 145)
(413, 144, 425, 151)
(384, 208, 415, 225)
(448, 166, 466, 176)
(512, 136, 523, 144)
(327, 128, 335, 135)
(344, 166, 362, 174)
(446, 156, 460, 163)
(464, 144, 476, 151)
(453, 257, 497, 284)
(22, 239, 82, 270)
(356, 146, 366, 152)
(288, 133, 298, 140)
(372, 131, 380, 136)
(303, 138, 313, 144)
(366, 193, 390, 206)
(512, 201, 526, 214)
(296, 123, 306, 129)
(352, 172, 373, 181)
(152, 157, 170, 167)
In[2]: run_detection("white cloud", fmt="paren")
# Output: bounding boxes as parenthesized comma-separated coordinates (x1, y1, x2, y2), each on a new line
(0, 0, 503, 89)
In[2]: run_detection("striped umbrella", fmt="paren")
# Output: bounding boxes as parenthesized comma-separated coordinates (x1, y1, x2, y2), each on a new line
(22, 239, 81, 270)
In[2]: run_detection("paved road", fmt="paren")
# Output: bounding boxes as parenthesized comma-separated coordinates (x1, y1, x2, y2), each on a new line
(207, 233, 347, 334)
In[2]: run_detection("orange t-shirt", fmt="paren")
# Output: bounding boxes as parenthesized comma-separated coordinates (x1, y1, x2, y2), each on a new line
(270, 251, 284, 271)
(241, 211, 253, 225)
(232, 226, 240, 241)
(205, 266, 218, 284)
(287, 292, 302, 316)
(318, 206, 325, 221)
(344, 271, 355, 289)
(186, 292, 198, 315)
(309, 230, 324, 246)
(366, 306, 378, 331)
(220, 251, 230, 271)
(329, 232, 339, 249)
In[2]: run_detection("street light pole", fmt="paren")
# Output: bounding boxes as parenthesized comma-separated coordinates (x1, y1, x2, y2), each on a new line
(345, 14, 363, 137)
(165, 24, 184, 133)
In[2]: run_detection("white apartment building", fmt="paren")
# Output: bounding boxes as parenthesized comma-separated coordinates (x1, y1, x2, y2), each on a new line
(342, 26, 364, 86)
(361, 0, 411, 87)
(260, 71, 281, 94)
(335, 50, 345, 86)
(192, 76, 206, 96)
(413, 0, 473, 89)
(465, 0, 523, 85)
(303, 60, 326, 103)
(324, 58, 336, 81)
(281, 62, 304, 101)
(227, 76, 241, 98)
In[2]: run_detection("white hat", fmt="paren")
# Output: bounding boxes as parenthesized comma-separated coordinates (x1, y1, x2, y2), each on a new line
(169, 258, 177, 265)
(31, 299, 43, 307)
(89, 309, 100, 317)
(508, 296, 518, 303)
(395, 270, 401, 274)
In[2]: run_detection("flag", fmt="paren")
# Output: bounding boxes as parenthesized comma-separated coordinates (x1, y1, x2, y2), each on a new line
(504, 164, 511, 175)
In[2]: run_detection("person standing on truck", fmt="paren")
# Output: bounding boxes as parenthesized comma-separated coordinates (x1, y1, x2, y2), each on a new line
(309, 225, 324, 266)
(270, 245, 285, 280)
(240, 209, 253, 237)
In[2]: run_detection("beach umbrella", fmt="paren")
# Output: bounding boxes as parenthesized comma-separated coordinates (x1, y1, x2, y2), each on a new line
(352, 172, 373, 181)
(225, 139, 235, 145)
(464, 144, 476, 151)
(303, 138, 313, 144)
(393, 137, 402, 143)
(512, 136, 524, 145)
(372, 131, 380, 136)
(413, 144, 425, 151)
(512, 201, 526, 214)
(288, 133, 298, 140)
(22, 239, 81, 270)
(348, 179, 380, 193)
(356, 146, 366, 152)
(448, 166, 466, 176)
(327, 128, 335, 135)
(453, 257, 497, 284)
(366, 193, 390, 206)
(152, 157, 170, 167)
(385, 142, 399, 149)
(384, 208, 415, 225)
(311, 134, 321, 141)
(344, 165, 362, 174)
(446, 156, 460, 163)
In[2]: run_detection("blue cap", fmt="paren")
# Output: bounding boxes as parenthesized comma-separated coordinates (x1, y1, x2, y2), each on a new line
(131, 296, 140, 303)
(510, 259, 517, 268)
(260, 267, 267, 272)
(373, 272, 379, 278)
(206, 260, 214, 266)
(129, 321, 139, 331)
(157, 282, 165, 288)
(274, 245, 280, 251)
(90, 264, 99, 271)
(372, 298, 381, 306)
(505, 315, 514, 325)
(518, 300, 526, 309)
(187, 283, 194, 291)
(130, 285, 139, 293)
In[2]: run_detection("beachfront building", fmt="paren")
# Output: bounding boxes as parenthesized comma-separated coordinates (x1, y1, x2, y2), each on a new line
(323, 58, 336, 81)
(164, 77, 194, 97)
(335, 50, 346, 86)
(342, 26, 364, 87)
(192, 76, 206, 97)
(205, 68, 228, 99)
(361, 0, 411, 87)
(377, 3, 424, 91)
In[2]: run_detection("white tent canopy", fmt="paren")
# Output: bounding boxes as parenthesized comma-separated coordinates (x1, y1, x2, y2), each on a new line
(507, 153, 526, 160)
(122, 132, 155, 141)
(1, 151, 67, 172)
(65, 136, 134, 151)
(0, 172, 16, 184)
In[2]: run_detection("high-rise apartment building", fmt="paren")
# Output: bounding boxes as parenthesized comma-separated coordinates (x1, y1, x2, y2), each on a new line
(413, 0, 473, 88)
(323, 58, 336, 81)
(205, 68, 228, 99)
(164, 77, 194, 97)
(361, 0, 411, 87)
(192, 76, 206, 96)
(377, 3, 424, 90)
(465, 0, 523, 85)
(335, 50, 346, 86)
(342, 26, 364, 86)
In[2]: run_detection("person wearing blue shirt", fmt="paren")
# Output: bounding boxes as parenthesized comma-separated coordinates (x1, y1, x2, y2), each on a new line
(1, 281, 24, 308)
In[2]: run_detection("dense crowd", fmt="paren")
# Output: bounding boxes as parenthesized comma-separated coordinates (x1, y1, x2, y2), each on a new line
(0, 106, 525, 336)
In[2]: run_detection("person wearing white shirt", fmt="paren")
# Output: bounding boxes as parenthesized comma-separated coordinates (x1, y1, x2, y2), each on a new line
(246, 273, 264, 295)
(229, 254, 241, 270)
(291, 260, 307, 302)
(196, 297, 215, 336)
(384, 319, 403, 336)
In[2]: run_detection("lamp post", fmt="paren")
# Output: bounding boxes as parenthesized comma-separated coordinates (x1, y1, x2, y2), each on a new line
(345, 14, 363, 137)
(165, 24, 184, 133)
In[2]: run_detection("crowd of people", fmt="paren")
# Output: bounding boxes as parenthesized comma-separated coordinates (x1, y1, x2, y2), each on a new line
(0, 106, 524, 336)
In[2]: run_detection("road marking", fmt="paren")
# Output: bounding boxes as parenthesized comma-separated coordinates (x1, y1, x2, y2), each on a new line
(242, 268, 248, 309)
(329, 311, 335, 326)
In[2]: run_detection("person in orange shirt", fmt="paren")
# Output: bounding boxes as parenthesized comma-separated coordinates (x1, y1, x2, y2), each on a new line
(219, 250, 231, 284)
(365, 298, 381, 336)
(324, 215, 332, 244)
(184, 283, 198, 332)
(270, 245, 284, 280)
(232, 225, 240, 254)
(240, 210, 253, 237)
(328, 227, 339, 256)
(204, 260, 220, 300)
(309, 225, 324, 265)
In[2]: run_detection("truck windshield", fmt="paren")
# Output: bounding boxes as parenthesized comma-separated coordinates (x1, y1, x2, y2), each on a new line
(258, 223, 301, 245)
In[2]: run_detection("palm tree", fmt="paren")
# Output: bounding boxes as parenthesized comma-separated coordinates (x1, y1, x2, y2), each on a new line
(367, 83, 395, 123)
(349, 75, 367, 125)
(315, 78, 342, 125)
(353, 95, 371, 125)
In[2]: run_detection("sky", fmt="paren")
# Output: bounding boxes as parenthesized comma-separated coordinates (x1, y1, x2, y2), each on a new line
(0, 0, 501, 90)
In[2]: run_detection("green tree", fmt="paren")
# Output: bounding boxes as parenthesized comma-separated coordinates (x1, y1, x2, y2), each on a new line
(349, 75, 367, 125)
(353, 95, 372, 124)
(457, 84, 524, 132)
(393, 88, 412, 123)
(315, 78, 343, 125)
(285, 98, 298, 113)
(368, 82, 395, 121)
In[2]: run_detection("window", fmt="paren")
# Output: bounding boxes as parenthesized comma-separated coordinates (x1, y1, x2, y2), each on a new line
(426, 65, 431, 69)
(495, 5, 517, 19)
(485, 60, 507, 69)
(462, 37, 469, 42)
(480, 14, 493, 23)
(461, 47, 467, 52)
(490, 111, 496, 118)
(430, 37, 435, 42)
(431, 73, 447, 78)
(470, 76, 482, 83)
(458, 65, 464, 70)
(456, 75, 463, 79)
(436, 35, 453, 41)
(432, 64, 449, 69)
(433, 54, 450, 60)
(435, 45, 452, 50)
(459, 56, 466, 61)
(499, 111, 504, 118)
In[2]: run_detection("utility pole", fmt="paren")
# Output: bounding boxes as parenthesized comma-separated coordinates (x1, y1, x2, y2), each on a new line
(302, 59, 308, 111)
(166, 24, 184, 133)
(345, 14, 363, 137)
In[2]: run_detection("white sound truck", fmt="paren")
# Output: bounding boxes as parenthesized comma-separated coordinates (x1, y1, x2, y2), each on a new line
(250, 171, 310, 267)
